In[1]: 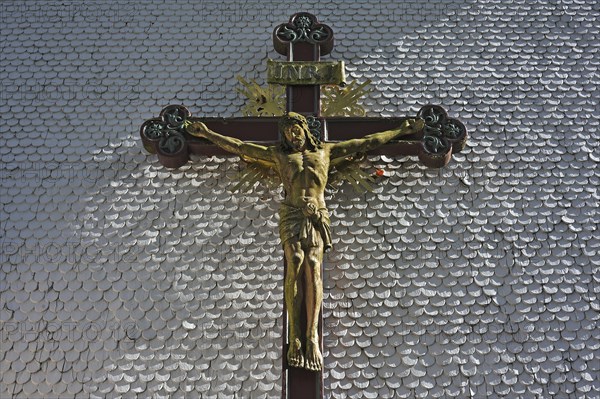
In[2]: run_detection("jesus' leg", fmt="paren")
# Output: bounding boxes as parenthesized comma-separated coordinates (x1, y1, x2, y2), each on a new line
(284, 241, 305, 368)
(303, 244, 324, 371)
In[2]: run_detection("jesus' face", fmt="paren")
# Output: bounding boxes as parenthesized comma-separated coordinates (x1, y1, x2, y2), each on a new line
(283, 123, 306, 151)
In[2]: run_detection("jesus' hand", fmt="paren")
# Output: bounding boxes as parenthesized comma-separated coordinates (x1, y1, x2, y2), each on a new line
(185, 121, 210, 138)
(400, 118, 425, 135)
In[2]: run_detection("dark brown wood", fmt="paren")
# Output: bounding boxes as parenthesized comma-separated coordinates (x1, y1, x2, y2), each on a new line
(287, 43, 321, 115)
(273, 12, 334, 57)
(281, 14, 325, 399)
(193, 117, 280, 140)
(141, 106, 466, 168)
(326, 117, 416, 138)
(140, 14, 467, 399)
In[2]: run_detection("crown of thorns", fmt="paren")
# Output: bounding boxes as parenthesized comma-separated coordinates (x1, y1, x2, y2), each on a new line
(278, 112, 309, 132)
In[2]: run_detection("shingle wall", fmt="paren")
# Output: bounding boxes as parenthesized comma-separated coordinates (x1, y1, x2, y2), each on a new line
(0, 0, 598, 398)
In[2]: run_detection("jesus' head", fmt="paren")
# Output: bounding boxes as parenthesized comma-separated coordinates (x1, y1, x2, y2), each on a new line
(279, 112, 321, 153)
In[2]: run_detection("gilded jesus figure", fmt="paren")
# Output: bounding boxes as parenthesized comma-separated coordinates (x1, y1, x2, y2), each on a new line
(186, 113, 424, 371)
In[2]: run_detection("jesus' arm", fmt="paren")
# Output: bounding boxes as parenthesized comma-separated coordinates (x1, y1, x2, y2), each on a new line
(328, 118, 424, 159)
(185, 121, 273, 162)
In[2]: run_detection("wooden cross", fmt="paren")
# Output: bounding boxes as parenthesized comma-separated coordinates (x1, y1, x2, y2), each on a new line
(140, 12, 466, 399)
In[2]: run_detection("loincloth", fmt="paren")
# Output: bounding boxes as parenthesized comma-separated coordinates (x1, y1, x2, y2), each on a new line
(279, 201, 332, 250)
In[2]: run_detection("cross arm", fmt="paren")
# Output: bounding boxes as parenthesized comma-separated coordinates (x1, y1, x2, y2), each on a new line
(140, 105, 467, 169)
(186, 121, 273, 162)
(140, 105, 280, 168)
(327, 118, 425, 159)
(325, 105, 468, 168)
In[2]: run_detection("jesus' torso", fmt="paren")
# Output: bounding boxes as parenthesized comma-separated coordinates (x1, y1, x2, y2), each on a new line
(273, 145, 331, 209)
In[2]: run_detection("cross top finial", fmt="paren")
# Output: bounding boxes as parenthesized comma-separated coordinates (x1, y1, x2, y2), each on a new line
(273, 12, 334, 56)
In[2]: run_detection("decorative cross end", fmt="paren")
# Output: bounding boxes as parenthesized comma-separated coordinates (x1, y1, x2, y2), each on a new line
(140, 105, 191, 168)
(417, 105, 467, 168)
(140, 104, 467, 169)
(273, 12, 334, 56)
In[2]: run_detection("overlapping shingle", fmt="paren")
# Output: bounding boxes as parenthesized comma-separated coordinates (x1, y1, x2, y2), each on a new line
(1, 0, 599, 398)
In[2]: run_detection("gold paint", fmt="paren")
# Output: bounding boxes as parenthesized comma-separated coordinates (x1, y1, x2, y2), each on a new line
(237, 75, 371, 118)
(232, 155, 280, 192)
(236, 76, 285, 117)
(267, 60, 346, 86)
(328, 153, 375, 193)
(321, 79, 372, 117)
(185, 115, 425, 371)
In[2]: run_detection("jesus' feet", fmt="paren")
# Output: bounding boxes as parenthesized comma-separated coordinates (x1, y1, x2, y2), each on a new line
(287, 338, 304, 368)
(304, 339, 323, 371)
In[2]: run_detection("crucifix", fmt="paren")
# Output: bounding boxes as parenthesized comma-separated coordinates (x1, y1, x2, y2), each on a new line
(140, 12, 466, 399)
